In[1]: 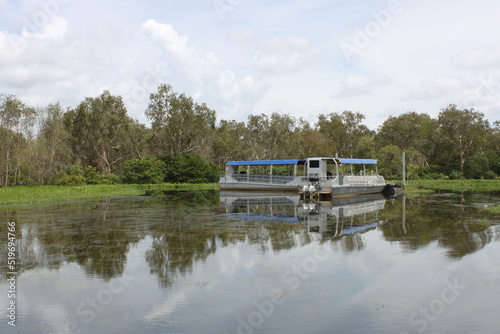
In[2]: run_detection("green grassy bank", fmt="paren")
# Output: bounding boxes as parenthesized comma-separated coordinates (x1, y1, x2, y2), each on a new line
(0, 183, 219, 206)
(405, 179, 500, 193)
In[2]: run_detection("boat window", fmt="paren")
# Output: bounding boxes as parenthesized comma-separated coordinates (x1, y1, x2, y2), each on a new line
(309, 160, 320, 168)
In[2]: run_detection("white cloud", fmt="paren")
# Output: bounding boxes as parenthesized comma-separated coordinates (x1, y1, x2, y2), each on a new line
(141, 19, 222, 89)
(21, 15, 68, 39)
(0, 0, 499, 128)
(227, 28, 256, 45)
(141, 19, 199, 67)
(218, 70, 240, 99)
(335, 74, 390, 97)
(451, 48, 500, 70)
(254, 35, 321, 74)
(0, 17, 83, 88)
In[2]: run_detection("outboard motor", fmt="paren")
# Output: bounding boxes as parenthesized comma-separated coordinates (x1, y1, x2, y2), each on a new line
(302, 182, 320, 201)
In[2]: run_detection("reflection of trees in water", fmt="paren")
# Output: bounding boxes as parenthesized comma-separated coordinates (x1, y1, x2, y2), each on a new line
(439, 223, 500, 258)
(145, 228, 220, 288)
(1, 192, 497, 284)
(0, 200, 145, 281)
(380, 196, 500, 258)
(0, 222, 66, 279)
(249, 222, 315, 251)
(145, 218, 315, 287)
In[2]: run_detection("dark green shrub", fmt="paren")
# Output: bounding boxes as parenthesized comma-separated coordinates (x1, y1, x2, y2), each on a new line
(160, 154, 220, 183)
(52, 165, 86, 186)
(83, 166, 105, 184)
(122, 157, 166, 184)
(448, 170, 465, 180)
(483, 170, 497, 179)
(101, 173, 120, 184)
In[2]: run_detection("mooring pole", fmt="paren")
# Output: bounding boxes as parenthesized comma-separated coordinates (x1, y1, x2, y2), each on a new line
(402, 151, 406, 187)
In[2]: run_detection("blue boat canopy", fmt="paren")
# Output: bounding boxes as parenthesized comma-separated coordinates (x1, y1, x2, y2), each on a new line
(336, 158, 377, 165)
(226, 159, 304, 166)
(226, 158, 377, 166)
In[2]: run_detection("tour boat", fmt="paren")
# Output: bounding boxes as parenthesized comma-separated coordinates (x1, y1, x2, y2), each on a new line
(219, 157, 393, 199)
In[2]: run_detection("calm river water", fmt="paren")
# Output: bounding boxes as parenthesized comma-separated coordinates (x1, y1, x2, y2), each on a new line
(1, 190, 499, 334)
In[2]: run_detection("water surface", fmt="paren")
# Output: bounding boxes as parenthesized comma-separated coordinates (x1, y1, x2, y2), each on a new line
(1, 191, 499, 334)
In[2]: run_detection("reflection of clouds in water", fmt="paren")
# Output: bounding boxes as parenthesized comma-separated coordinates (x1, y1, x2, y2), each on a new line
(143, 289, 191, 324)
(2, 193, 500, 333)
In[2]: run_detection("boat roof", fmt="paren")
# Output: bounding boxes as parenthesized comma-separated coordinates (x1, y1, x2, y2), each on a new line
(307, 157, 378, 164)
(337, 158, 377, 165)
(226, 159, 304, 166)
(226, 158, 377, 166)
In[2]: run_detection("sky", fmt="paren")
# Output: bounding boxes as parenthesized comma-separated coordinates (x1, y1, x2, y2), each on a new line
(0, 0, 499, 130)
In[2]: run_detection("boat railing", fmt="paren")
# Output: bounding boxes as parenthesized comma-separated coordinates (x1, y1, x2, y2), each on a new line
(230, 173, 296, 184)
(344, 175, 381, 186)
(342, 200, 386, 216)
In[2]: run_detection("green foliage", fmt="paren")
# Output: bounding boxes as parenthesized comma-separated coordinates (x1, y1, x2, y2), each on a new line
(0, 94, 37, 187)
(64, 90, 132, 174)
(2, 87, 500, 188)
(52, 165, 86, 186)
(122, 157, 166, 184)
(376, 112, 437, 163)
(449, 170, 465, 180)
(317, 110, 373, 157)
(463, 153, 498, 179)
(483, 171, 497, 179)
(211, 119, 248, 166)
(376, 145, 403, 180)
(481, 204, 500, 214)
(407, 164, 446, 180)
(161, 154, 220, 183)
(83, 166, 119, 184)
(146, 84, 216, 158)
(436, 105, 490, 174)
(52, 165, 120, 186)
(465, 154, 490, 179)
(407, 179, 500, 193)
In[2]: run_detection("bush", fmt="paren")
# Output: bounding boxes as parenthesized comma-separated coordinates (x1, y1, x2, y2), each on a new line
(52, 165, 119, 185)
(122, 157, 166, 184)
(160, 154, 220, 183)
(101, 173, 121, 184)
(52, 165, 86, 186)
(83, 166, 104, 184)
(483, 170, 497, 179)
(448, 170, 465, 180)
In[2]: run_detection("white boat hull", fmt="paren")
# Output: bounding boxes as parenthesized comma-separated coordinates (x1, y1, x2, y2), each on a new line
(219, 176, 386, 198)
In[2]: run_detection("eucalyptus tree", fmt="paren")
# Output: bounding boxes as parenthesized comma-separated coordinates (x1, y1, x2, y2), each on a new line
(0, 94, 36, 186)
(145, 84, 216, 159)
(64, 91, 131, 174)
(34, 103, 72, 184)
(489, 121, 500, 176)
(127, 118, 151, 160)
(376, 112, 438, 165)
(287, 119, 331, 158)
(211, 119, 248, 167)
(316, 111, 372, 157)
(244, 112, 298, 160)
(436, 104, 490, 174)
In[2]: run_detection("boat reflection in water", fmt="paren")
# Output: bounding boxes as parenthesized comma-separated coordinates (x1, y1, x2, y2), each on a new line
(220, 191, 386, 240)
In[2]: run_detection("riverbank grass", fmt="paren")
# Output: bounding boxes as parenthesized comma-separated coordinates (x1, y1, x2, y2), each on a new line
(0, 183, 219, 206)
(404, 179, 500, 193)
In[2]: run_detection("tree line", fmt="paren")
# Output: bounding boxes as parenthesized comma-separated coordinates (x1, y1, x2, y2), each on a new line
(0, 83, 499, 187)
